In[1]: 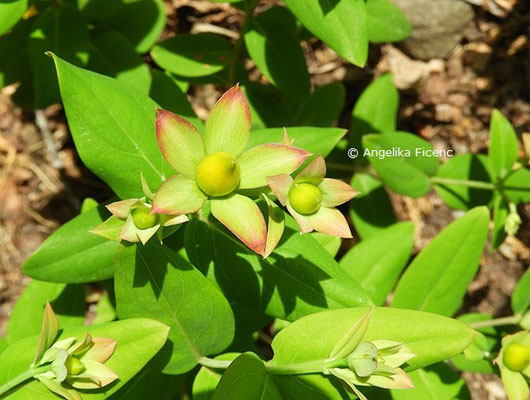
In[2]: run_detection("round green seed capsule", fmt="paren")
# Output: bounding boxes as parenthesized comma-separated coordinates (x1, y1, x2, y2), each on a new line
(196, 152, 240, 197)
(65, 356, 85, 376)
(503, 342, 530, 372)
(132, 205, 159, 229)
(288, 183, 322, 215)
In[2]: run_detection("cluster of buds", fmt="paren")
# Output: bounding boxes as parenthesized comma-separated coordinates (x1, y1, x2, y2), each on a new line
(322, 309, 415, 399)
(92, 85, 359, 257)
(32, 303, 118, 400)
(495, 331, 530, 400)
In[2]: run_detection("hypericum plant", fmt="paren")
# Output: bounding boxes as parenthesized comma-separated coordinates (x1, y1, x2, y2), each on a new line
(495, 332, 530, 400)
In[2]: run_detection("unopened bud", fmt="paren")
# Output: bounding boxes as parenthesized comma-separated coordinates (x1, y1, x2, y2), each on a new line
(196, 152, 240, 197)
(132, 205, 159, 230)
(65, 356, 86, 376)
(289, 183, 322, 215)
(503, 342, 530, 372)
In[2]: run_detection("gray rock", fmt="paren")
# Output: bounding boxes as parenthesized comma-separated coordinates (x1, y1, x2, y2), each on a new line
(392, 0, 475, 60)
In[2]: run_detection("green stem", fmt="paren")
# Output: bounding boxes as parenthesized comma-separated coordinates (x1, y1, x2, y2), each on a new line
(0, 365, 51, 397)
(198, 357, 233, 370)
(468, 315, 521, 330)
(430, 176, 496, 191)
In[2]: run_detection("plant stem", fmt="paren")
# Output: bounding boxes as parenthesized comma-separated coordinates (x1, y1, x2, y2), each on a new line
(198, 356, 233, 370)
(468, 315, 521, 330)
(0, 365, 51, 397)
(430, 176, 496, 190)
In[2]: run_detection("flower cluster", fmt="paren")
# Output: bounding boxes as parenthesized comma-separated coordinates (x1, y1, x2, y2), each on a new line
(322, 309, 416, 399)
(32, 303, 118, 400)
(495, 331, 530, 400)
(93, 85, 358, 256)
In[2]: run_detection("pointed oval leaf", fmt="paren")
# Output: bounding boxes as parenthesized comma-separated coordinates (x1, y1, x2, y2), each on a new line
(294, 83, 346, 127)
(512, 269, 530, 315)
(0, 0, 27, 36)
(392, 207, 489, 316)
(503, 168, 530, 204)
(489, 109, 519, 180)
(366, 0, 411, 43)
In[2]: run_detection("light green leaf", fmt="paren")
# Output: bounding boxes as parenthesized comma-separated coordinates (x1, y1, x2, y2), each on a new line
(311, 232, 341, 257)
(51, 54, 173, 198)
(503, 168, 530, 204)
(273, 374, 353, 400)
(81, 197, 99, 213)
(284, 0, 368, 67)
(349, 172, 397, 239)
(244, 6, 310, 104)
(98, 0, 166, 53)
(363, 132, 440, 197)
(392, 207, 489, 316)
(0, 0, 27, 36)
(92, 294, 117, 325)
(390, 363, 470, 400)
(366, 0, 411, 43)
(489, 109, 519, 180)
(0, 19, 32, 88)
(22, 204, 118, 283)
(262, 194, 286, 258)
(491, 194, 508, 251)
(340, 222, 414, 305)
(193, 354, 240, 400)
(88, 28, 151, 94)
(294, 83, 346, 127)
(0, 337, 6, 354)
(247, 127, 346, 159)
(212, 353, 281, 400)
(185, 217, 373, 324)
(115, 241, 235, 374)
(434, 154, 493, 211)
(0, 319, 170, 400)
(29, 5, 90, 108)
(6, 281, 85, 344)
(151, 33, 231, 77)
(512, 269, 530, 315)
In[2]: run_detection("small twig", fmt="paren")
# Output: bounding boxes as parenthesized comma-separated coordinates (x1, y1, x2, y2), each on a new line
(191, 23, 239, 40)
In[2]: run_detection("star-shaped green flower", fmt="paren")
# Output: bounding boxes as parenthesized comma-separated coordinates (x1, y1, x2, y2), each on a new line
(151, 85, 311, 256)
(267, 155, 358, 237)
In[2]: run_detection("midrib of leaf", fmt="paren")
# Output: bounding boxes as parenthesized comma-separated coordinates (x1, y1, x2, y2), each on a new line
(66, 65, 165, 180)
(417, 369, 438, 400)
(135, 248, 202, 359)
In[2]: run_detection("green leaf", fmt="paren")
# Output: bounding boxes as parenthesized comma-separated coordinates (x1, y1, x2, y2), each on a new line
(311, 232, 341, 257)
(247, 127, 347, 159)
(0, 337, 6, 354)
(81, 197, 99, 213)
(242, 82, 293, 129)
(151, 33, 231, 77)
(6, 281, 85, 344)
(0, 0, 27, 36)
(0, 319, 170, 400)
(392, 207, 489, 316)
(212, 353, 282, 400)
(270, 308, 475, 393)
(149, 69, 203, 131)
(51, 54, 173, 198)
(363, 132, 440, 197)
(503, 168, 530, 204)
(284, 0, 368, 67)
(98, 0, 166, 53)
(294, 83, 346, 127)
(88, 28, 151, 94)
(0, 19, 32, 88)
(434, 154, 493, 211)
(349, 173, 397, 239)
(366, 0, 411, 43)
(491, 194, 508, 251)
(29, 5, 90, 108)
(115, 241, 235, 374)
(244, 6, 310, 104)
(340, 222, 414, 305)
(350, 73, 398, 151)
(185, 217, 373, 324)
(512, 268, 530, 314)
(390, 363, 470, 400)
(22, 204, 118, 283)
(489, 109, 519, 180)
(193, 354, 240, 400)
(92, 293, 117, 325)
(273, 374, 353, 400)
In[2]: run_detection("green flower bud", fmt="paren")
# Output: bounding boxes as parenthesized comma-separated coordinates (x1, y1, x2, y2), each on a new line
(503, 342, 530, 372)
(65, 356, 85, 376)
(196, 152, 240, 197)
(289, 183, 322, 215)
(132, 205, 159, 229)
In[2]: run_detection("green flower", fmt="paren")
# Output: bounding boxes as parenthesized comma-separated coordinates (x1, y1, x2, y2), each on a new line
(91, 174, 188, 245)
(267, 155, 358, 237)
(495, 332, 530, 400)
(32, 303, 118, 400)
(151, 85, 310, 256)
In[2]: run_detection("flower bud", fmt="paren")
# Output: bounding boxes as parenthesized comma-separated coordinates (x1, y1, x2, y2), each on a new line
(65, 356, 85, 376)
(132, 205, 159, 229)
(196, 152, 240, 197)
(347, 342, 378, 377)
(289, 183, 322, 215)
(503, 342, 530, 372)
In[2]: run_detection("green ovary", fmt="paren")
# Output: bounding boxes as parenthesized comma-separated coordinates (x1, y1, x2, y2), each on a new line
(132, 205, 159, 229)
(196, 152, 240, 197)
(65, 356, 85, 376)
(503, 342, 530, 372)
(289, 183, 322, 215)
